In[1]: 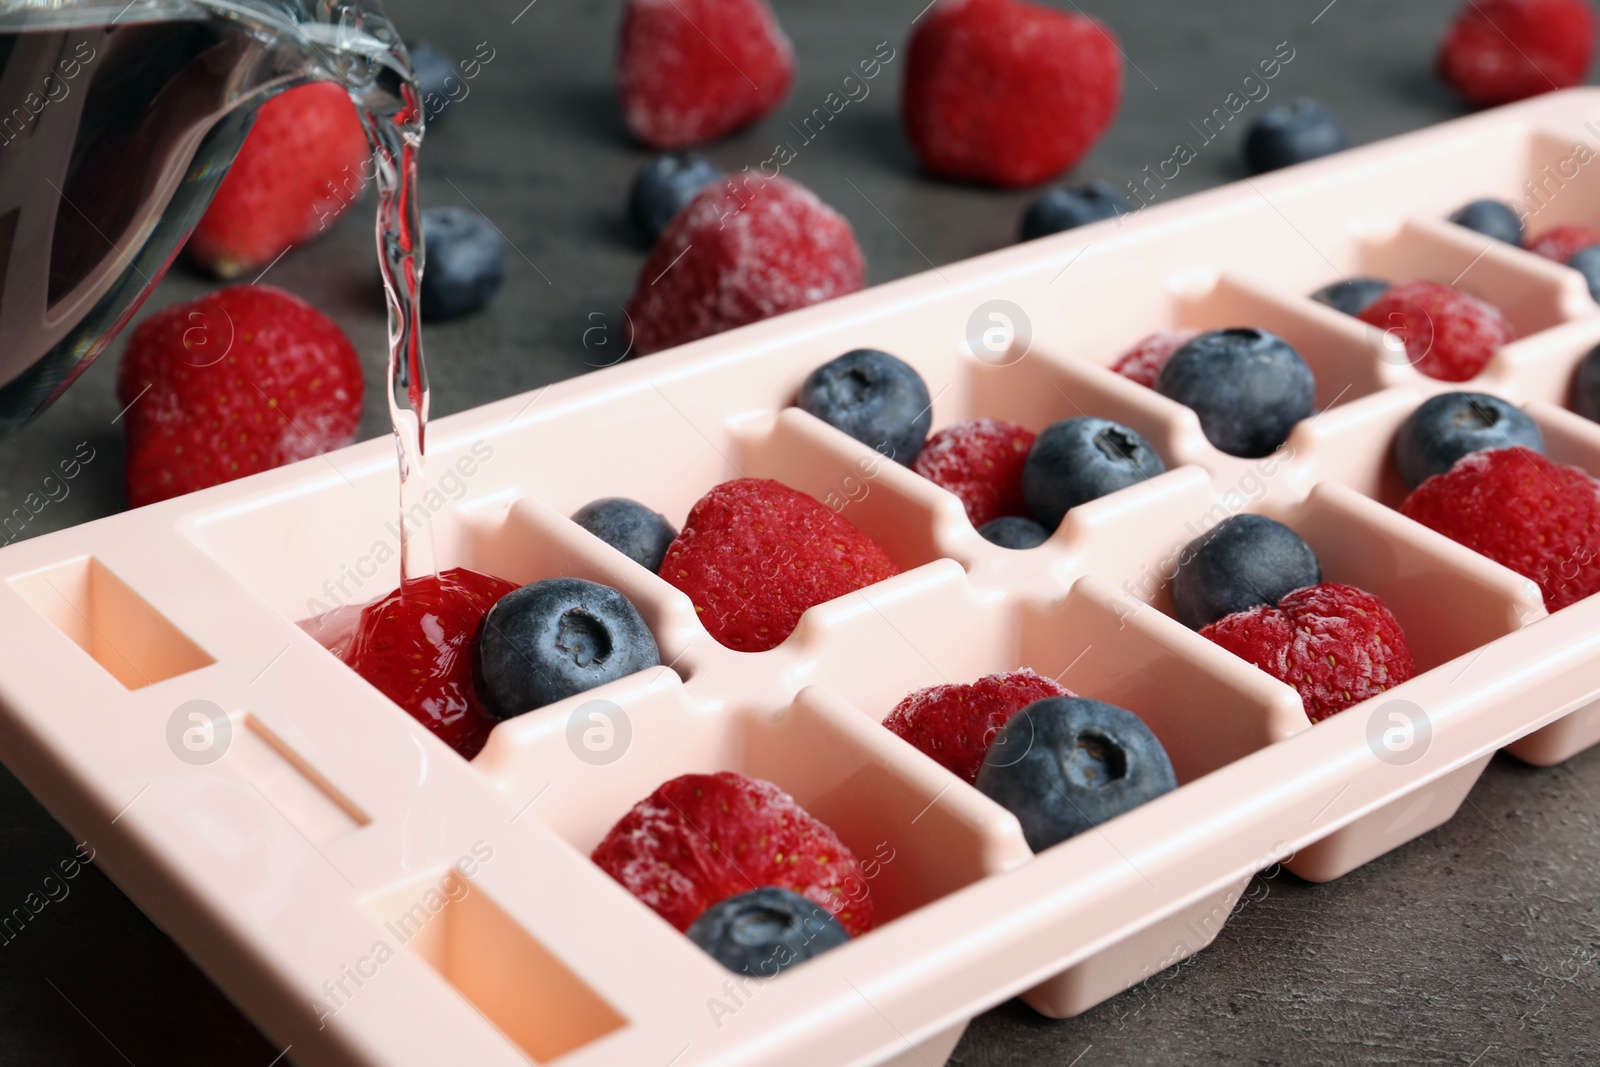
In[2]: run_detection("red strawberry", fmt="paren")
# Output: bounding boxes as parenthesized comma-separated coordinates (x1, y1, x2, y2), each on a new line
(1526, 223, 1600, 262)
(661, 478, 899, 652)
(117, 285, 363, 507)
(1400, 446, 1600, 610)
(626, 176, 864, 355)
(1437, 0, 1596, 107)
(1355, 280, 1513, 382)
(1110, 329, 1201, 389)
(1200, 583, 1415, 723)
(591, 771, 874, 935)
(884, 669, 1071, 783)
(902, 0, 1122, 187)
(617, 0, 793, 149)
(342, 568, 518, 760)
(187, 83, 370, 278)
(912, 418, 1036, 527)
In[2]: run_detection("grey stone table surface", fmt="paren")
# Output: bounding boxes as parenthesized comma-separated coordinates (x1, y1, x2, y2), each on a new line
(2, 0, 1599, 1063)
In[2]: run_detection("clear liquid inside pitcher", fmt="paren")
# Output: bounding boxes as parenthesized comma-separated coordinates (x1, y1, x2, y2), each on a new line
(0, 0, 414, 442)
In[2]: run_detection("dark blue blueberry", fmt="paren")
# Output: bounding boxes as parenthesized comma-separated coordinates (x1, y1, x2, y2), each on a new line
(976, 696, 1177, 852)
(408, 41, 459, 122)
(1448, 199, 1524, 246)
(796, 349, 932, 464)
(1155, 328, 1315, 458)
(1393, 392, 1543, 489)
(1244, 98, 1347, 174)
(1171, 514, 1321, 629)
(420, 207, 505, 321)
(1018, 180, 1130, 242)
(978, 515, 1051, 550)
(628, 153, 723, 245)
(686, 888, 850, 977)
(1565, 244, 1600, 304)
(475, 578, 660, 720)
(1574, 343, 1600, 423)
(1021, 417, 1165, 529)
(1310, 277, 1390, 317)
(571, 497, 678, 573)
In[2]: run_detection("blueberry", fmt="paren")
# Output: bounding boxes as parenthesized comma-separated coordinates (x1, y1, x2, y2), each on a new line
(1310, 277, 1390, 317)
(978, 515, 1051, 550)
(475, 578, 661, 720)
(571, 497, 678, 573)
(1021, 417, 1165, 529)
(1565, 244, 1600, 304)
(686, 888, 850, 977)
(1244, 98, 1347, 174)
(1448, 199, 1523, 246)
(1155, 328, 1315, 458)
(1393, 392, 1543, 489)
(420, 207, 505, 321)
(1018, 180, 1130, 242)
(976, 696, 1177, 852)
(1575, 343, 1600, 422)
(408, 41, 459, 123)
(1171, 514, 1320, 629)
(796, 349, 932, 464)
(628, 153, 723, 245)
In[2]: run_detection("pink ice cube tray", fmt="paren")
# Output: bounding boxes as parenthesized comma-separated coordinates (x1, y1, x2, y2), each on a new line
(7, 89, 1600, 1067)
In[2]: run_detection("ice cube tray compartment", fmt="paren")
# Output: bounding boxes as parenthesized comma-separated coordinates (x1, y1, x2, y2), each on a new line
(10, 91, 1600, 1067)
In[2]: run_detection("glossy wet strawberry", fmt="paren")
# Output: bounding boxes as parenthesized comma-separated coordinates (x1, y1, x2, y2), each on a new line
(342, 567, 518, 759)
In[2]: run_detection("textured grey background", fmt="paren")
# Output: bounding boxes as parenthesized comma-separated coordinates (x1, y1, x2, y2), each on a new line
(2, 0, 1599, 1063)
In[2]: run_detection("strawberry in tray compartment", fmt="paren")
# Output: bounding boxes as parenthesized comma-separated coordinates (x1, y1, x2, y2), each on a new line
(912, 418, 1036, 528)
(117, 285, 363, 507)
(1174, 515, 1415, 721)
(1526, 223, 1600, 263)
(187, 83, 370, 279)
(625, 176, 865, 355)
(661, 478, 899, 652)
(592, 771, 873, 940)
(1110, 329, 1200, 389)
(885, 669, 1071, 784)
(1400, 446, 1600, 611)
(1356, 280, 1513, 383)
(902, 0, 1122, 187)
(343, 568, 518, 760)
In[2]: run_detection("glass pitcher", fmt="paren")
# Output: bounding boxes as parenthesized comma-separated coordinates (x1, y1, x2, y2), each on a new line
(0, 0, 413, 442)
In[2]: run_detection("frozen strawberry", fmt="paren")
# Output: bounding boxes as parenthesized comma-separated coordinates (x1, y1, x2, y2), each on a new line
(616, 0, 794, 148)
(117, 285, 363, 507)
(592, 771, 874, 935)
(1356, 280, 1513, 382)
(885, 669, 1071, 783)
(1110, 329, 1201, 389)
(626, 176, 865, 355)
(342, 567, 518, 760)
(661, 478, 899, 652)
(1526, 223, 1600, 262)
(902, 0, 1122, 187)
(1201, 582, 1415, 723)
(1437, 0, 1596, 107)
(912, 418, 1035, 527)
(1400, 446, 1600, 610)
(187, 83, 370, 279)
